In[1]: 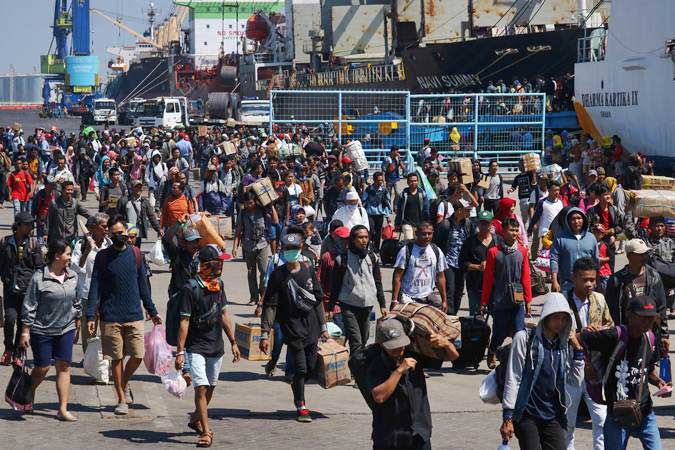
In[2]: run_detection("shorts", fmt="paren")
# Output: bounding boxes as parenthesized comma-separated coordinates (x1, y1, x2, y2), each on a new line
(30, 329, 76, 367)
(401, 224, 416, 241)
(189, 353, 223, 387)
(100, 320, 145, 360)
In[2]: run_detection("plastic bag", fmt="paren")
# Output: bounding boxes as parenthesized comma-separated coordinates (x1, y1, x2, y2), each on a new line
(533, 248, 551, 273)
(144, 324, 174, 376)
(151, 240, 168, 266)
(479, 370, 500, 404)
(83, 337, 110, 384)
(161, 371, 187, 399)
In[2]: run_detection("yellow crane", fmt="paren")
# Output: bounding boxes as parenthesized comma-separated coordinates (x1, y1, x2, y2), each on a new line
(90, 8, 163, 50)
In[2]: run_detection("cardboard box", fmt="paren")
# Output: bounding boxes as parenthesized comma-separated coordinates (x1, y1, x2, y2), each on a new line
(316, 340, 351, 389)
(630, 189, 675, 218)
(198, 125, 209, 137)
(235, 323, 274, 361)
(448, 158, 473, 185)
(642, 175, 675, 191)
(476, 174, 491, 190)
(521, 153, 541, 172)
(220, 141, 237, 156)
(250, 177, 278, 207)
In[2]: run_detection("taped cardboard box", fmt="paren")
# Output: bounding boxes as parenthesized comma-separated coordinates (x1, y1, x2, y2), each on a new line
(642, 175, 675, 191)
(250, 177, 278, 207)
(448, 158, 473, 185)
(219, 141, 237, 156)
(235, 323, 274, 361)
(521, 153, 541, 172)
(629, 190, 675, 218)
(316, 340, 351, 389)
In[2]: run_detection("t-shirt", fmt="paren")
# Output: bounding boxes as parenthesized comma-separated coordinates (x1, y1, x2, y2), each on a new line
(629, 271, 647, 297)
(126, 197, 142, 226)
(179, 281, 228, 357)
(394, 244, 447, 299)
(8, 170, 33, 202)
(599, 208, 610, 230)
(403, 191, 423, 227)
(286, 183, 303, 208)
(511, 173, 534, 200)
(486, 174, 502, 200)
(598, 242, 612, 277)
(539, 198, 564, 237)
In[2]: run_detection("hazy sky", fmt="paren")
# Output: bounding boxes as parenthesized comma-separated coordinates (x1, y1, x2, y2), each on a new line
(0, 0, 176, 78)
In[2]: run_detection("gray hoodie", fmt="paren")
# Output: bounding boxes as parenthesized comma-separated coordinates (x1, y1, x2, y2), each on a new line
(550, 207, 598, 288)
(502, 293, 584, 424)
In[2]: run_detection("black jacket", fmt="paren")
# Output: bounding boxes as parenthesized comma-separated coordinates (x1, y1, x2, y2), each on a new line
(117, 195, 160, 238)
(0, 235, 45, 296)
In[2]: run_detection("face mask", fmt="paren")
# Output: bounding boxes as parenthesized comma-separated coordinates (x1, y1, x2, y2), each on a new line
(345, 203, 357, 211)
(283, 249, 301, 262)
(111, 233, 127, 248)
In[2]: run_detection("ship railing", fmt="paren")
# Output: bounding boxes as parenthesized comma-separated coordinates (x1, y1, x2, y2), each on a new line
(577, 31, 607, 63)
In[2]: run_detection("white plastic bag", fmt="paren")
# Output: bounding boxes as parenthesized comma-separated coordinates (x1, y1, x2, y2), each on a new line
(161, 371, 187, 399)
(143, 324, 174, 376)
(151, 240, 168, 266)
(479, 370, 500, 404)
(83, 337, 110, 384)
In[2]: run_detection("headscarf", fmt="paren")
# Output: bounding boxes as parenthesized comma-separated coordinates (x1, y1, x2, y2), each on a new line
(95, 155, 111, 188)
(604, 176, 617, 193)
(492, 198, 516, 236)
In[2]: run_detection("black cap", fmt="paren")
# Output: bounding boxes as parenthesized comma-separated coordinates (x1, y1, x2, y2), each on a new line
(14, 212, 34, 225)
(628, 296, 658, 317)
(281, 233, 303, 249)
(198, 245, 225, 263)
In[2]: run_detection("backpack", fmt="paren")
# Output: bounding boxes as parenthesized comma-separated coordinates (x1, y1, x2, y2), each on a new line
(348, 344, 382, 411)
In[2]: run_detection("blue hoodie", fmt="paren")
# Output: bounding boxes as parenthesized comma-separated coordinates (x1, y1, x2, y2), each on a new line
(550, 207, 598, 287)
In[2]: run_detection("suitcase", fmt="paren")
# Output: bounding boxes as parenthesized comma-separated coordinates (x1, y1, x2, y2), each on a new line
(453, 316, 491, 369)
(379, 238, 400, 266)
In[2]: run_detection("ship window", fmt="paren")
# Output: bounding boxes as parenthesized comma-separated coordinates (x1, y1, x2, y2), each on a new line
(204, 41, 208, 46)
(206, 24, 210, 29)
(601, 80, 604, 89)
(229, 24, 233, 29)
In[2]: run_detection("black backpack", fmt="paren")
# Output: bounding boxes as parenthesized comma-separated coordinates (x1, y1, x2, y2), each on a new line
(348, 344, 382, 411)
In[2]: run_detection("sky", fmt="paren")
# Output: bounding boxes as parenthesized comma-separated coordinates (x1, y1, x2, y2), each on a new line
(0, 0, 177, 79)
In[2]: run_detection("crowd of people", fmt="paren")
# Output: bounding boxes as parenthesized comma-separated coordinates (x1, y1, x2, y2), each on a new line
(0, 120, 672, 450)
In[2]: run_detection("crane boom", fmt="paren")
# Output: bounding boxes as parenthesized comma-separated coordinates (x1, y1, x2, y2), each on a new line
(90, 8, 163, 50)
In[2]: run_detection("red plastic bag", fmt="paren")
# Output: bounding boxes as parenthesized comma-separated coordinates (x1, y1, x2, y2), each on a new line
(381, 224, 394, 240)
(144, 324, 173, 376)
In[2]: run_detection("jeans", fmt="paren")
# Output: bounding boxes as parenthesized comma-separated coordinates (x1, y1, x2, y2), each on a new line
(603, 411, 661, 450)
(467, 288, 482, 317)
(489, 303, 525, 352)
(369, 215, 385, 251)
(12, 199, 29, 217)
(566, 381, 606, 450)
(288, 342, 318, 405)
(341, 304, 372, 354)
(597, 275, 609, 294)
(243, 246, 271, 301)
(2, 291, 23, 355)
(79, 176, 91, 200)
(444, 266, 465, 315)
(514, 413, 567, 450)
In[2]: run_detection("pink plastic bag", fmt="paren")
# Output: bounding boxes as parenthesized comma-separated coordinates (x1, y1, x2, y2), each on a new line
(144, 324, 173, 376)
(161, 371, 187, 399)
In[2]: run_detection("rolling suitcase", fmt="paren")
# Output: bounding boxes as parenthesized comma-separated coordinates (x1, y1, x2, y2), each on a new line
(453, 315, 491, 369)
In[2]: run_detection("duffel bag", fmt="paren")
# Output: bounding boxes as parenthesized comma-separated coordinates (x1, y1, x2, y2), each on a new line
(390, 302, 461, 360)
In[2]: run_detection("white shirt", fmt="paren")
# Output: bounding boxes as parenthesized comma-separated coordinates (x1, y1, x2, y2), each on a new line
(71, 236, 112, 299)
(394, 243, 447, 300)
(539, 198, 564, 237)
(572, 293, 590, 328)
(331, 205, 369, 231)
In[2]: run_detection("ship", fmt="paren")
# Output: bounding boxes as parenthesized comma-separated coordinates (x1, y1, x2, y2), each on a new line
(104, 1, 611, 106)
(574, 0, 674, 168)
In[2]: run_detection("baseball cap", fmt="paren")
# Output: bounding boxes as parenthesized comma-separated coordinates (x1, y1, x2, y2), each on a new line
(198, 245, 226, 262)
(345, 190, 359, 201)
(342, 156, 353, 164)
(183, 227, 202, 242)
(477, 210, 493, 222)
(588, 170, 598, 177)
(376, 318, 411, 350)
(628, 295, 658, 317)
(626, 238, 650, 255)
(281, 233, 303, 249)
(14, 212, 34, 225)
(455, 198, 471, 209)
(334, 226, 350, 238)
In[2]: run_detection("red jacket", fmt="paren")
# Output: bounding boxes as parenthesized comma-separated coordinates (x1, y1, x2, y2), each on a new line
(480, 243, 532, 307)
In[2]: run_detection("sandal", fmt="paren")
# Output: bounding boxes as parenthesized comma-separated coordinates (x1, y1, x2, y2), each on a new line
(196, 431, 213, 448)
(188, 421, 204, 435)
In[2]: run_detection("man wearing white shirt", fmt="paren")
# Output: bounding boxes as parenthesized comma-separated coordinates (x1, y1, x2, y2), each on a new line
(528, 179, 564, 245)
(331, 190, 369, 232)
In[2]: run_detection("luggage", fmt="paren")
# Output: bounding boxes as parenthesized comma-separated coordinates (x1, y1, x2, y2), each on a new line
(649, 254, 675, 290)
(219, 141, 237, 156)
(143, 324, 174, 376)
(641, 175, 675, 191)
(448, 158, 473, 185)
(629, 189, 675, 218)
(539, 164, 563, 183)
(530, 265, 549, 297)
(250, 177, 279, 207)
(344, 140, 369, 172)
(379, 238, 400, 266)
(390, 302, 461, 361)
(453, 315, 491, 369)
(5, 351, 32, 412)
(521, 153, 541, 172)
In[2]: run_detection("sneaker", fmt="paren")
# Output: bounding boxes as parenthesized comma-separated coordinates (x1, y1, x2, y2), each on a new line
(0, 351, 11, 366)
(114, 403, 129, 415)
(124, 384, 134, 404)
(296, 408, 312, 423)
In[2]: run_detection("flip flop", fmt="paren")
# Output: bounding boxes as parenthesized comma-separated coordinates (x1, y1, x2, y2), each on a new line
(188, 421, 204, 435)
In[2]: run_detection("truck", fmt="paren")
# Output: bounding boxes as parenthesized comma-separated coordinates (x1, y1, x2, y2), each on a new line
(239, 100, 270, 126)
(117, 98, 145, 126)
(134, 96, 190, 129)
(81, 98, 117, 125)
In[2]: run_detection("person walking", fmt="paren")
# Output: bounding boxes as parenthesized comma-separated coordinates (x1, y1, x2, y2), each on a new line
(550, 207, 598, 293)
(459, 210, 496, 316)
(528, 179, 564, 256)
(444, 199, 475, 315)
(19, 239, 79, 421)
(500, 293, 585, 450)
(331, 190, 369, 232)
(0, 212, 45, 365)
(563, 257, 614, 450)
(232, 191, 279, 305)
(99, 167, 128, 217)
(260, 232, 329, 423)
(175, 245, 241, 448)
(483, 160, 504, 213)
(161, 180, 195, 231)
(362, 172, 391, 251)
(7, 156, 34, 217)
(580, 296, 668, 450)
(86, 217, 162, 415)
(47, 180, 90, 245)
(70, 213, 110, 352)
(481, 218, 532, 369)
(331, 225, 387, 354)
(395, 173, 428, 240)
(117, 179, 161, 247)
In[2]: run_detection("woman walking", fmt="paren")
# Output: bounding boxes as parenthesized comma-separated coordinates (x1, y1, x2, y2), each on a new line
(19, 239, 80, 421)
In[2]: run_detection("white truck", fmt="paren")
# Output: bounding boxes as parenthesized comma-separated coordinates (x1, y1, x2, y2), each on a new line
(135, 96, 190, 129)
(85, 98, 117, 125)
(239, 100, 270, 126)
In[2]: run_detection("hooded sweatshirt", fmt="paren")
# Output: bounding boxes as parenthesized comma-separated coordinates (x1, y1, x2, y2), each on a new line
(145, 149, 167, 190)
(550, 207, 598, 287)
(502, 293, 584, 424)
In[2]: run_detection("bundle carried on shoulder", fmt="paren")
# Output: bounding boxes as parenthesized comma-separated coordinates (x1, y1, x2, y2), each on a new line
(390, 302, 461, 360)
(628, 189, 675, 218)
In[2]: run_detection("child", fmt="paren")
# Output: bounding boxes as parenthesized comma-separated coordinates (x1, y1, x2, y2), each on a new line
(591, 223, 612, 293)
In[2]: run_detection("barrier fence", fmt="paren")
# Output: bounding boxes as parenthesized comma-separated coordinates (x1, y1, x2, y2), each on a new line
(270, 90, 545, 173)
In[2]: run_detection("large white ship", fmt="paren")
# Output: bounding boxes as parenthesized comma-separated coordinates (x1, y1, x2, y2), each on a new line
(574, 0, 674, 164)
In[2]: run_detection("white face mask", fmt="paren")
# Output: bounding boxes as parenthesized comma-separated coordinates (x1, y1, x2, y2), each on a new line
(345, 203, 358, 211)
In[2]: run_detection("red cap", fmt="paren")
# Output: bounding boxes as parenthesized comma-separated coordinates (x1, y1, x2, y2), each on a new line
(334, 226, 350, 238)
(342, 156, 352, 164)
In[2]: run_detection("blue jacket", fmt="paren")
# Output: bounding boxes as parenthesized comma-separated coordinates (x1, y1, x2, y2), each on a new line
(550, 207, 598, 286)
(362, 184, 391, 217)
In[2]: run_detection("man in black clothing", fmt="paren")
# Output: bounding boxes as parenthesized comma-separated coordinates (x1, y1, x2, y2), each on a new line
(260, 232, 329, 423)
(0, 212, 45, 365)
(395, 173, 428, 241)
(367, 318, 459, 450)
(508, 162, 536, 228)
